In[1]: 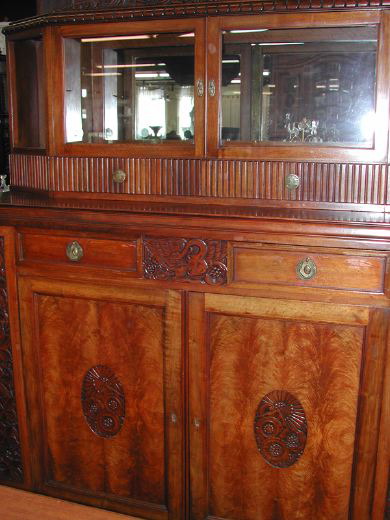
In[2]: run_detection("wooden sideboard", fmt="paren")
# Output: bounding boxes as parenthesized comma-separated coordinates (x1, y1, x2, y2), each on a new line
(0, 1, 390, 519)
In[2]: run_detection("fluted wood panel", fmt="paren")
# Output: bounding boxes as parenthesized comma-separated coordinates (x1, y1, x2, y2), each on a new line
(10, 154, 390, 207)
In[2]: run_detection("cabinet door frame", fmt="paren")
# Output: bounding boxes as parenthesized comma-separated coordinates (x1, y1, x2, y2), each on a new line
(48, 18, 206, 158)
(18, 277, 184, 520)
(188, 292, 389, 519)
(206, 10, 389, 163)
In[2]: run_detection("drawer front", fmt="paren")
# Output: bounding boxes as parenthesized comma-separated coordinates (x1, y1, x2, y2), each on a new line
(20, 233, 138, 272)
(233, 246, 387, 293)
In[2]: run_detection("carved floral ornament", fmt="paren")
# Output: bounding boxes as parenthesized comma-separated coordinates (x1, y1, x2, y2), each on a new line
(143, 237, 228, 285)
(254, 390, 307, 468)
(81, 365, 125, 438)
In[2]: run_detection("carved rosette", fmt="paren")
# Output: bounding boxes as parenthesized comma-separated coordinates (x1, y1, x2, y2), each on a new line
(0, 237, 23, 483)
(81, 365, 125, 438)
(143, 238, 228, 285)
(254, 390, 307, 468)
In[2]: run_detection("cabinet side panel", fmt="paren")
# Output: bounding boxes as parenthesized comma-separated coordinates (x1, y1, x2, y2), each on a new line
(0, 232, 24, 485)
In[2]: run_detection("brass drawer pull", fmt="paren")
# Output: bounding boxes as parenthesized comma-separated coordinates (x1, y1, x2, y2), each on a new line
(112, 169, 127, 184)
(285, 173, 300, 191)
(296, 257, 317, 280)
(66, 241, 84, 262)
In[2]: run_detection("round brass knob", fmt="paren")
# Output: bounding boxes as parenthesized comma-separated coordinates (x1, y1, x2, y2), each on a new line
(66, 241, 84, 262)
(296, 257, 317, 280)
(112, 169, 127, 184)
(285, 174, 300, 191)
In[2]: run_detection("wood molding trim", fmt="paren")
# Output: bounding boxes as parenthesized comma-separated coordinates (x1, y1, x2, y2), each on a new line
(10, 154, 390, 208)
(5, 0, 390, 33)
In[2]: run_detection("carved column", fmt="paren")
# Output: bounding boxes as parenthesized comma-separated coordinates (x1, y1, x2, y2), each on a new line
(0, 236, 23, 483)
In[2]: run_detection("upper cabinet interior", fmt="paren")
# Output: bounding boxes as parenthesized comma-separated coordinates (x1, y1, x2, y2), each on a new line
(206, 11, 390, 162)
(56, 19, 206, 157)
(5, 8, 390, 163)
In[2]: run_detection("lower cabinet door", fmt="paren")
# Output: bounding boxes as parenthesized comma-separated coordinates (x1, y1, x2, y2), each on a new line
(18, 277, 184, 520)
(189, 293, 389, 520)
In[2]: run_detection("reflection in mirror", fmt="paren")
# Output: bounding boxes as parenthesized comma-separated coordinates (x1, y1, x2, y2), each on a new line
(221, 26, 378, 147)
(64, 33, 195, 144)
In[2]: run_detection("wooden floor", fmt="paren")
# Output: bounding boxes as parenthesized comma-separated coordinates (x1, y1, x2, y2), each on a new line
(0, 485, 138, 519)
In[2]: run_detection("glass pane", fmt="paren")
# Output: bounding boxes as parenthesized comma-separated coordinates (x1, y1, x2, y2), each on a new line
(13, 38, 46, 148)
(65, 32, 195, 144)
(221, 26, 377, 147)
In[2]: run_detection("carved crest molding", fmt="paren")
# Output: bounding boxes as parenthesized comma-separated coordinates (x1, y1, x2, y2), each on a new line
(143, 237, 228, 285)
(4, 0, 387, 33)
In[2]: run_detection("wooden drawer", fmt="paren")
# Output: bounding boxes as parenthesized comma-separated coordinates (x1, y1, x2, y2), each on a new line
(19, 233, 138, 272)
(232, 245, 387, 293)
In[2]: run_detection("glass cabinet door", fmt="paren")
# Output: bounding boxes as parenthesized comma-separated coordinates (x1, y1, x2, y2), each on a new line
(207, 12, 389, 162)
(60, 19, 205, 157)
(8, 34, 46, 150)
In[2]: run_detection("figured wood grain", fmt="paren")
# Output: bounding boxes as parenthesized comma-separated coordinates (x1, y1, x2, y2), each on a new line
(193, 306, 364, 519)
(10, 154, 390, 210)
(18, 278, 183, 519)
(38, 295, 166, 503)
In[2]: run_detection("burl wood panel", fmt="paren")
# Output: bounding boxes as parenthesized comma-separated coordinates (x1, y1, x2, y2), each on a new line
(206, 314, 363, 519)
(10, 154, 390, 209)
(233, 246, 386, 292)
(36, 294, 166, 507)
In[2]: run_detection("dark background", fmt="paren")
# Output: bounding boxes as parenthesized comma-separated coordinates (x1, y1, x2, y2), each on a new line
(0, 1, 37, 21)
(0, 1, 73, 21)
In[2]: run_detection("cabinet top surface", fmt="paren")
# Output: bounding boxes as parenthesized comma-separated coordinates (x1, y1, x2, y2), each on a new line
(1, 191, 389, 225)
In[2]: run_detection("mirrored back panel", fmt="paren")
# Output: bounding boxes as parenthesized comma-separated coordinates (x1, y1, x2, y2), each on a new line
(64, 32, 195, 145)
(221, 26, 378, 147)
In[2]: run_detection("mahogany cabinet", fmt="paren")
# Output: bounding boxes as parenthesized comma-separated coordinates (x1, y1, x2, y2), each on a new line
(1, 0, 390, 519)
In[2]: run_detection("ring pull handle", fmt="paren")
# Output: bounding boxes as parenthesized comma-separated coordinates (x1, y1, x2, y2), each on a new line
(296, 257, 317, 280)
(66, 241, 84, 262)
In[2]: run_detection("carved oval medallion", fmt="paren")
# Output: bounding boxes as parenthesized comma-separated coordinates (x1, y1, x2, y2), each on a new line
(254, 390, 307, 468)
(81, 365, 125, 438)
